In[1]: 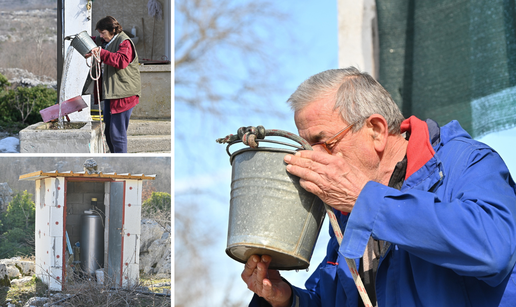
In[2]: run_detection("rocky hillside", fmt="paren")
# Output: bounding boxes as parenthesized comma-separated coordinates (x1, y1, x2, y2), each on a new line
(0, 0, 55, 10)
(0, 3, 57, 80)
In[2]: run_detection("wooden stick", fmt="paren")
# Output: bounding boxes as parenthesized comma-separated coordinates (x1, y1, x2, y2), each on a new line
(142, 17, 147, 59)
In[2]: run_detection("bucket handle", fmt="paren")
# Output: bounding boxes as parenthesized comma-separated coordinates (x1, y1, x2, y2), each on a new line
(217, 126, 373, 306)
(216, 125, 312, 151)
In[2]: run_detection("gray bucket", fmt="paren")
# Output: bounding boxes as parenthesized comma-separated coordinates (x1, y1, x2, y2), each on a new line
(69, 31, 97, 57)
(224, 132, 326, 270)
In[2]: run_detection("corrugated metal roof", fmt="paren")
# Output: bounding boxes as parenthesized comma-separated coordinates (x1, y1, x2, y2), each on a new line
(19, 170, 156, 181)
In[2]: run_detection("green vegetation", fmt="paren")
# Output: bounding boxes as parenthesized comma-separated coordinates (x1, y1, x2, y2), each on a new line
(142, 192, 171, 231)
(1, 275, 47, 305)
(0, 191, 35, 258)
(0, 72, 57, 133)
(142, 192, 171, 213)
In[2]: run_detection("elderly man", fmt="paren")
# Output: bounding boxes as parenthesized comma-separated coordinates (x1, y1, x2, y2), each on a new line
(241, 67, 516, 306)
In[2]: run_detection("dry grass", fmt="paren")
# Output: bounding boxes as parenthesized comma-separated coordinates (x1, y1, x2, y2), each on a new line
(1, 274, 171, 306)
(0, 7, 57, 79)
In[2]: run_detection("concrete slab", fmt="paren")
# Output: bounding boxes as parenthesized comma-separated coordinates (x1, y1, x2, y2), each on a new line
(128, 119, 171, 136)
(19, 121, 103, 153)
(127, 135, 171, 153)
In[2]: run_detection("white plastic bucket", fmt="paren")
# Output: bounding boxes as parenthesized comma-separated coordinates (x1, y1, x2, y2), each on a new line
(95, 269, 104, 284)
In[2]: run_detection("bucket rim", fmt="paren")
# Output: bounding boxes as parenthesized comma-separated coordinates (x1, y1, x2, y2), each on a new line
(229, 146, 298, 165)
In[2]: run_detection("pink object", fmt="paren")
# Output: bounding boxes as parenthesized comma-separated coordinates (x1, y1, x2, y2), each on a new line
(40, 96, 88, 123)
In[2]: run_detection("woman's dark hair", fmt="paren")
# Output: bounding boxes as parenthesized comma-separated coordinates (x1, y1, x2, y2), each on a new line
(95, 16, 123, 35)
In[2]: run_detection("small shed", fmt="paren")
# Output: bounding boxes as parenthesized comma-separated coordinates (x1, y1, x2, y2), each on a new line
(19, 160, 156, 291)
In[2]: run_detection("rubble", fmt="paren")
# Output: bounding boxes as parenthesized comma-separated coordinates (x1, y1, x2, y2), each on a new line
(0, 68, 56, 90)
(139, 219, 171, 279)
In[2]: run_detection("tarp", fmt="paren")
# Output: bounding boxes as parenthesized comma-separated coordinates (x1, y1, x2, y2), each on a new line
(377, 0, 516, 138)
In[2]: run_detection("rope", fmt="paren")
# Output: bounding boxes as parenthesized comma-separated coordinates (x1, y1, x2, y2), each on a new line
(216, 125, 311, 149)
(217, 125, 374, 307)
(87, 48, 106, 153)
(324, 204, 373, 307)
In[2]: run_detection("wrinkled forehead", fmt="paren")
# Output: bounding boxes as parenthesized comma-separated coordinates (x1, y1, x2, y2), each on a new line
(294, 99, 347, 142)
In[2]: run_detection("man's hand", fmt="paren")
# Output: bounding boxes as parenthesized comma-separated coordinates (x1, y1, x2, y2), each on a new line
(284, 150, 369, 213)
(241, 255, 292, 307)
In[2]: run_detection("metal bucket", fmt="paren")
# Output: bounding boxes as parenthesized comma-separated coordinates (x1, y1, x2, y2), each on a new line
(69, 31, 97, 57)
(224, 130, 326, 270)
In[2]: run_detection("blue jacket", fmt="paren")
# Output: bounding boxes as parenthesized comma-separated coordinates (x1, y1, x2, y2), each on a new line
(250, 117, 516, 306)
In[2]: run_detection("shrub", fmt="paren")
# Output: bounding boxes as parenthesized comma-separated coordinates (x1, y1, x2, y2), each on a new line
(142, 192, 171, 230)
(0, 191, 36, 258)
(0, 73, 9, 90)
(142, 192, 171, 213)
(0, 85, 57, 125)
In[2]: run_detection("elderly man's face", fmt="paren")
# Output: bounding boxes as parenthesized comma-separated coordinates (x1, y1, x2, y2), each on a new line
(294, 98, 381, 179)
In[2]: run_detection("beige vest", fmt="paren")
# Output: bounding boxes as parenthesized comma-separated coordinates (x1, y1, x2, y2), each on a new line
(82, 32, 141, 99)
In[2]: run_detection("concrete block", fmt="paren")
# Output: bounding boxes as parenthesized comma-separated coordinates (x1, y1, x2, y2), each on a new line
(66, 215, 81, 227)
(66, 193, 83, 205)
(94, 182, 105, 192)
(19, 121, 103, 153)
(135, 65, 171, 119)
(73, 181, 95, 193)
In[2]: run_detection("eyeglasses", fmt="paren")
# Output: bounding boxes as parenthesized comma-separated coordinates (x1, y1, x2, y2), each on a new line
(310, 123, 354, 154)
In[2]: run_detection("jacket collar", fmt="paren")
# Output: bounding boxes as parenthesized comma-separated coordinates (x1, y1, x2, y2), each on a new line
(400, 116, 443, 191)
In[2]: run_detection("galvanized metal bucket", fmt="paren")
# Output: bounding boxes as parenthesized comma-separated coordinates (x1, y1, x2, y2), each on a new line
(69, 31, 97, 57)
(224, 130, 326, 270)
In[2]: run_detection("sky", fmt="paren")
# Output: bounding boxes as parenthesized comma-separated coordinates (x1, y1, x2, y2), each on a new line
(174, 1, 516, 305)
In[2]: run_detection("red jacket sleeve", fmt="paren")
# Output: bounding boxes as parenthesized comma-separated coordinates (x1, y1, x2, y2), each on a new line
(99, 39, 135, 69)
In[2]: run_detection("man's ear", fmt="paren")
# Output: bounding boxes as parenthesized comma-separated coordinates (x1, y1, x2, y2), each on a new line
(366, 114, 388, 153)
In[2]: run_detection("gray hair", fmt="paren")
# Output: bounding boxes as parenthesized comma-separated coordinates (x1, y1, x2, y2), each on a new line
(287, 67, 405, 134)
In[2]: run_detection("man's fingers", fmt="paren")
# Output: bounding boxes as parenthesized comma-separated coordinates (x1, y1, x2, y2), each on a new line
(242, 255, 260, 281)
(298, 178, 322, 195)
(261, 278, 275, 299)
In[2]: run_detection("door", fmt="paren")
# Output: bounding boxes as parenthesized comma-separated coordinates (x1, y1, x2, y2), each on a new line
(107, 181, 124, 286)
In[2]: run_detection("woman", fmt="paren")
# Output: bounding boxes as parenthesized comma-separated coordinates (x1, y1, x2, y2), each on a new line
(83, 16, 140, 153)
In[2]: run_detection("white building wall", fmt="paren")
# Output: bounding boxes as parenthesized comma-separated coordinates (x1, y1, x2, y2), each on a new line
(122, 180, 142, 287)
(35, 178, 61, 290)
(35, 180, 49, 286)
(338, 0, 378, 78)
(63, 0, 92, 122)
(49, 177, 65, 290)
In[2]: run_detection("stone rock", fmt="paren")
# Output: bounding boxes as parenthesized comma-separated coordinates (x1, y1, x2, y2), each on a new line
(15, 260, 35, 276)
(0, 263, 10, 287)
(11, 276, 32, 287)
(83, 158, 99, 174)
(23, 297, 49, 307)
(5, 265, 20, 278)
(0, 258, 35, 277)
(139, 219, 171, 278)
(140, 219, 166, 251)
(0, 67, 57, 90)
(0, 182, 13, 212)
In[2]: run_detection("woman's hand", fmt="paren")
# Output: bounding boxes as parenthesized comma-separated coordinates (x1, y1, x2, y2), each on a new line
(84, 47, 101, 58)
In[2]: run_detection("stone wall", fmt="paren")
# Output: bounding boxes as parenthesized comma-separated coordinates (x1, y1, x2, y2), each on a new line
(91, 0, 171, 61)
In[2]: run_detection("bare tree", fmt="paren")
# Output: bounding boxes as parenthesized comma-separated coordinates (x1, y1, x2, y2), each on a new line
(175, 0, 292, 117)
(11, 95, 36, 124)
(0, 8, 57, 79)
(175, 1, 299, 306)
